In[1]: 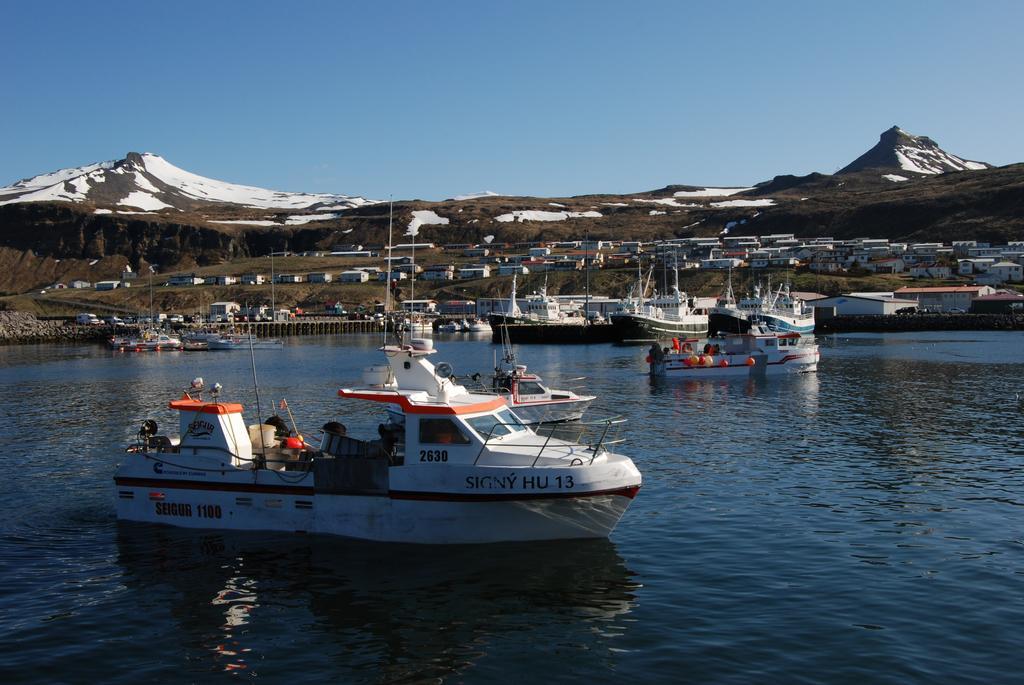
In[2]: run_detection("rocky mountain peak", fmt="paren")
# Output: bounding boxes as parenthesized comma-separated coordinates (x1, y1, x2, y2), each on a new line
(838, 126, 989, 176)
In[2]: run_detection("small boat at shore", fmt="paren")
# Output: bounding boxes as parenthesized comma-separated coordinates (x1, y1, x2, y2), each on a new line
(113, 338, 641, 543)
(648, 325, 819, 378)
(206, 333, 284, 350)
(109, 330, 182, 351)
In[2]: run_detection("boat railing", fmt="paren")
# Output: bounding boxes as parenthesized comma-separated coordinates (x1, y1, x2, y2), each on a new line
(472, 415, 627, 467)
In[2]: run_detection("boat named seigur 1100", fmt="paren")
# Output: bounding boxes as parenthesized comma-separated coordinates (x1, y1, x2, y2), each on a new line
(113, 339, 641, 543)
(648, 325, 819, 378)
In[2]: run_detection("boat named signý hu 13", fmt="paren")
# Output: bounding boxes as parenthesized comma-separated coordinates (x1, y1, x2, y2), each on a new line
(114, 339, 640, 544)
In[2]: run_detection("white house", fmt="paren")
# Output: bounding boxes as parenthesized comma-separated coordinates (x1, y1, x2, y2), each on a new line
(498, 264, 530, 276)
(984, 261, 1023, 284)
(458, 265, 491, 279)
(209, 301, 241, 320)
(69, 280, 91, 289)
(958, 258, 995, 275)
(401, 299, 438, 313)
(167, 273, 204, 286)
(700, 257, 744, 270)
(339, 270, 370, 283)
(420, 265, 455, 281)
(909, 264, 952, 279)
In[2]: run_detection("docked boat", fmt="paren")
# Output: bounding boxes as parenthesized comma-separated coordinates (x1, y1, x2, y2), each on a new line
(109, 330, 183, 351)
(487, 275, 587, 328)
(609, 266, 707, 341)
(754, 283, 815, 334)
(467, 318, 492, 333)
(206, 333, 284, 350)
(489, 337, 595, 424)
(707, 277, 759, 335)
(113, 339, 641, 543)
(647, 325, 819, 378)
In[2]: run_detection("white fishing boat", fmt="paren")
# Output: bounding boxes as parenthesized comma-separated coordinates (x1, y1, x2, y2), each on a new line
(206, 333, 284, 350)
(487, 275, 587, 328)
(467, 318, 492, 333)
(609, 263, 708, 341)
(754, 283, 815, 334)
(491, 360, 595, 424)
(109, 330, 183, 351)
(113, 339, 641, 543)
(648, 324, 819, 378)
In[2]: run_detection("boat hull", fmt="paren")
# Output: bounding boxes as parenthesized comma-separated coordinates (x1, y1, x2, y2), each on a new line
(755, 314, 815, 334)
(115, 477, 638, 543)
(610, 313, 709, 341)
(652, 350, 819, 378)
(708, 311, 751, 335)
(508, 397, 594, 424)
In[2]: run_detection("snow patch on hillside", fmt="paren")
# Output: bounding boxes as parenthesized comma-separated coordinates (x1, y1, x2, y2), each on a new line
(633, 198, 700, 208)
(709, 199, 775, 208)
(495, 210, 602, 223)
(210, 219, 280, 226)
(673, 187, 752, 198)
(119, 192, 172, 211)
(285, 213, 340, 225)
(453, 191, 501, 201)
(883, 174, 909, 182)
(407, 210, 449, 236)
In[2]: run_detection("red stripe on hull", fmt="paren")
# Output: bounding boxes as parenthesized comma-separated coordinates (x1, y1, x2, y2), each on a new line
(114, 477, 312, 496)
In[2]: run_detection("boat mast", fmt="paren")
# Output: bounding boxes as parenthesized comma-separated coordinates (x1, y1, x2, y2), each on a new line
(584, 229, 591, 324)
(382, 197, 394, 345)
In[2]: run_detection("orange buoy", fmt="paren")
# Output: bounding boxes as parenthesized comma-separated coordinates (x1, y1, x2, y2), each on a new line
(703, 355, 714, 367)
(645, 354, 652, 363)
(719, 359, 729, 367)
(746, 356, 756, 366)
(284, 436, 304, 449)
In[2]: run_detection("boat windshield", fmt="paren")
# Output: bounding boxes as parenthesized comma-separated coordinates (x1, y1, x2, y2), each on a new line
(465, 409, 526, 439)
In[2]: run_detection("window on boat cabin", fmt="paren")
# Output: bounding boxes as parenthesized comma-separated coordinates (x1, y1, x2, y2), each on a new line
(517, 381, 545, 395)
(465, 409, 526, 439)
(418, 418, 471, 445)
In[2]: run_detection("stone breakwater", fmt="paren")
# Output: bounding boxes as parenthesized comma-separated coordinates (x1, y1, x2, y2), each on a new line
(0, 311, 113, 344)
(817, 312, 1024, 333)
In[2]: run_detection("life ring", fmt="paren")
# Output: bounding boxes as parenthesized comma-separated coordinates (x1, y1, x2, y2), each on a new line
(682, 342, 693, 353)
(746, 356, 756, 366)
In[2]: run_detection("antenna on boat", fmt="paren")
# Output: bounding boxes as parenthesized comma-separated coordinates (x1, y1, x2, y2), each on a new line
(245, 299, 267, 466)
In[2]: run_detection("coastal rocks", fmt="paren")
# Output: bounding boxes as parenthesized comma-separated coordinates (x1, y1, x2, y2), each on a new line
(0, 311, 110, 344)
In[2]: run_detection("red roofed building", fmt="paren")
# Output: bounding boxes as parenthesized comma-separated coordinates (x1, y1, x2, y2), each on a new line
(970, 292, 1024, 314)
(894, 285, 996, 312)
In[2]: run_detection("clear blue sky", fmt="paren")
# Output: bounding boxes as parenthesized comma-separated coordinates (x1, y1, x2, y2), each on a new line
(2, 0, 1021, 201)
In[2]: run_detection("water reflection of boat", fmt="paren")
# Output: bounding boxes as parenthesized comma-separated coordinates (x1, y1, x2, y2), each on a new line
(115, 524, 638, 681)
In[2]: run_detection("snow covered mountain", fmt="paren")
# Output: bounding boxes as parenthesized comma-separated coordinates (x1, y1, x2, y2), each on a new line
(0, 152, 376, 211)
(838, 126, 990, 176)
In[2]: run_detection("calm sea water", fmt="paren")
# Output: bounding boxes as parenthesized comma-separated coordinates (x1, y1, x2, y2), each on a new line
(1, 332, 1022, 684)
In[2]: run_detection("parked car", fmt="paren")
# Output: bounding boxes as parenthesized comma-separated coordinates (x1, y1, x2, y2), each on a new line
(167, 314, 185, 324)
(104, 316, 125, 326)
(75, 312, 101, 325)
